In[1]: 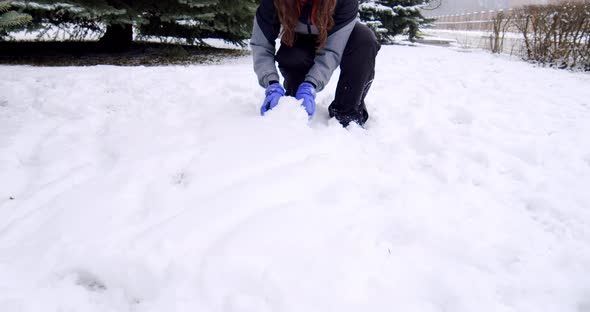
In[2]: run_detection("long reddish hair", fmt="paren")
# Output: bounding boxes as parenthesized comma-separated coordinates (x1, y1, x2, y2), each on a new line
(273, 0, 337, 48)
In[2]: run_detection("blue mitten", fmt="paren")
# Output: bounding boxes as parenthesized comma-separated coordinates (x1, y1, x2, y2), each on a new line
(295, 82, 316, 118)
(260, 82, 285, 116)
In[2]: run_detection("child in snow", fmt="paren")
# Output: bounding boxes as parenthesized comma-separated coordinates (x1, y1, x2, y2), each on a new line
(251, 0, 381, 127)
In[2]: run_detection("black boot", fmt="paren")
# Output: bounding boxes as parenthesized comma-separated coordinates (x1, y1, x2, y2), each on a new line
(329, 23, 380, 127)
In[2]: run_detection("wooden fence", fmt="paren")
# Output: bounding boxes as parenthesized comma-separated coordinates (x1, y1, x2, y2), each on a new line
(430, 9, 514, 31)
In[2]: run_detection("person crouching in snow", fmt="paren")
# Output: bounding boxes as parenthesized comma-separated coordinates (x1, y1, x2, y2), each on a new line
(251, 0, 381, 127)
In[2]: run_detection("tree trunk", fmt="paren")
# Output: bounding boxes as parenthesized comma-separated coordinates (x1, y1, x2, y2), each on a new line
(99, 23, 133, 50)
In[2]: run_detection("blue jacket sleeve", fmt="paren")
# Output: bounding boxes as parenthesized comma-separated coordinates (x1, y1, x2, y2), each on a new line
(250, 0, 281, 88)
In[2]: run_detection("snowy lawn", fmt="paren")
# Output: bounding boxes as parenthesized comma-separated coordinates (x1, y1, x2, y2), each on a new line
(1, 44, 590, 312)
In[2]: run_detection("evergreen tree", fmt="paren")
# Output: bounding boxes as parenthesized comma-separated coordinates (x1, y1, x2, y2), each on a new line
(359, 0, 434, 43)
(8, 0, 256, 48)
(0, 1, 32, 38)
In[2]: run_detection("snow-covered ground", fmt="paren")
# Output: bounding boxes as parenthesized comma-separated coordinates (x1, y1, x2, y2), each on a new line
(423, 29, 526, 55)
(1, 44, 590, 312)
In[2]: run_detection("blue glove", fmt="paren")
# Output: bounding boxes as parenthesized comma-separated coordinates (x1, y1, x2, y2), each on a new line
(260, 82, 285, 116)
(296, 82, 316, 118)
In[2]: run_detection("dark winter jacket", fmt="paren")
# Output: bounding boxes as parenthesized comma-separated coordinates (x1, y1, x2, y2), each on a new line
(250, 0, 359, 91)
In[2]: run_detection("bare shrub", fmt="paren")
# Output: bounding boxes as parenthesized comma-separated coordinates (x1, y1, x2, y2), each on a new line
(512, 1, 590, 70)
(489, 11, 513, 54)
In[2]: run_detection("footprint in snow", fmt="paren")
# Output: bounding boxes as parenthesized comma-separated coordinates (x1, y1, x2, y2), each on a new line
(71, 270, 142, 305)
(578, 300, 590, 312)
(524, 197, 568, 236)
(449, 107, 474, 125)
(171, 171, 191, 187)
(409, 130, 443, 156)
(74, 270, 107, 292)
(224, 293, 273, 312)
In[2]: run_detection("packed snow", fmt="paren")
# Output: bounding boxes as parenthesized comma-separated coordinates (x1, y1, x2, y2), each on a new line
(1, 44, 590, 312)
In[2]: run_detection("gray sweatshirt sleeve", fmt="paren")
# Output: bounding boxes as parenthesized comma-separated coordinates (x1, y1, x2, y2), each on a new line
(250, 18, 280, 88)
(305, 19, 357, 92)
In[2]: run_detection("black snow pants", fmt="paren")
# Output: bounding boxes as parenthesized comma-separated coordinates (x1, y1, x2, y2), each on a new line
(275, 22, 381, 126)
